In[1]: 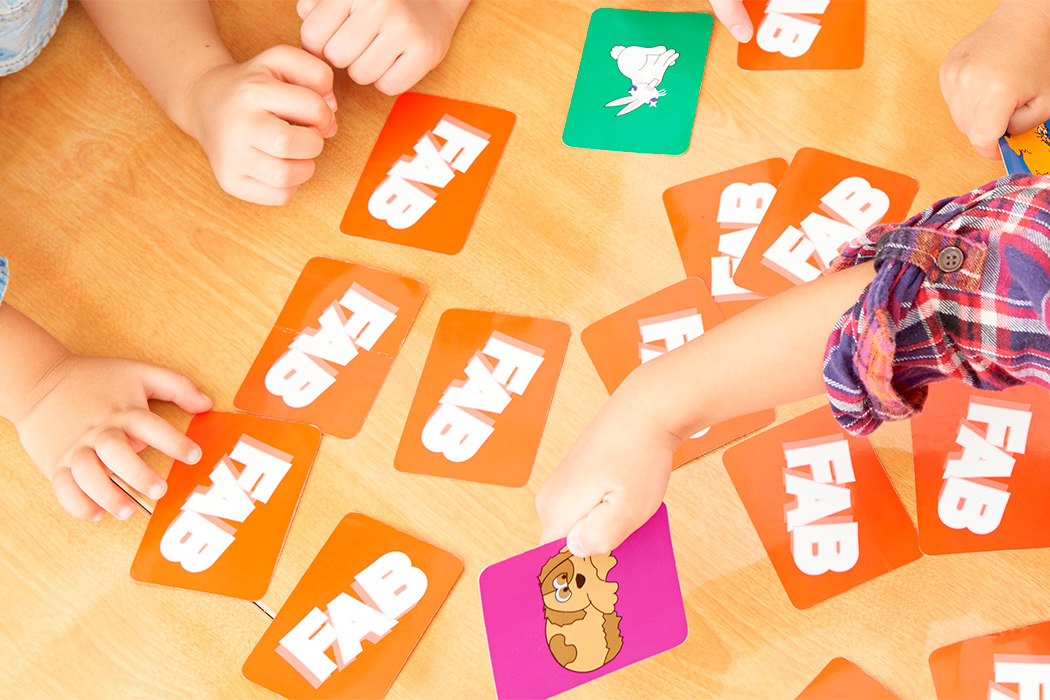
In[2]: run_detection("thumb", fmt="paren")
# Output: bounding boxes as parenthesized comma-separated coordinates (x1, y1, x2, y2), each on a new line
(255, 45, 337, 111)
(711, 0, 754, 42)
(564, 495, 654, 558)
(139, 363, 214, 415)
(1007, 99, 1050, 138)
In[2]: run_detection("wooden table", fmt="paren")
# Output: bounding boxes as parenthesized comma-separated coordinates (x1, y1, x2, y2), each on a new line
(4, 1, 1045, 698)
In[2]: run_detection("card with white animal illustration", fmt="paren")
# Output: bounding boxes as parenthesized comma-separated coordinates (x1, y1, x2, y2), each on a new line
(930, 621, 1050, 700)
(580, 277, 775, 467)
(479, 504, 687, 699)
(795, 658, 899, 699)
(562, 9, 712, 155)
(738, 0, 865, 71)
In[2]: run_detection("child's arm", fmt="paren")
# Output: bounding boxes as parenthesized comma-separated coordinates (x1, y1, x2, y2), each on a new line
(940, 0, 1050, 158)
(297, 0, 470, 96)
(80, 0, 338, 206)
(710, 0, 754, 42)
(0, 304, 212, 521)
(536, 261, 877, 557)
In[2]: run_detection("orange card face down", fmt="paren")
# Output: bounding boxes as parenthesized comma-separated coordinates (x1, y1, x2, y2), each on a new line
(796, 658, 899, 699)
(930, 621, 1050, 700)
(235, 258, 426, 439)
(580, 278, 774, 466)
(242, 514, 463, 699)
(723, 406, 920, 609)
(131, 412, 321, 600)
(731, 148, 918, 299)
(911, 381, 1050, 555)
(341, 92, 515, 254)
(738, 1, 865, 71)
(663, 159, 788, 318)
(395, 310, 570, 487)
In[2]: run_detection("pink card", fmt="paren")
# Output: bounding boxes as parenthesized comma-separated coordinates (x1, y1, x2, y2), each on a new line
(479, 504, 687, 699)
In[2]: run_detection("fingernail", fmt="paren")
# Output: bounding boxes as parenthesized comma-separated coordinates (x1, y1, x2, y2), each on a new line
(118, 505, 135, 520)
(149, 483, 167, 499)
(325, 121, 338, 138)
(187, 447, 202, 464)
(324, 93, 338, 111)
(91, 511, 104, 522)
(730, 24, 753, 42)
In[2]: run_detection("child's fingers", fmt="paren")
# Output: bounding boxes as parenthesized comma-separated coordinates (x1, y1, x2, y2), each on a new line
(536, 483, 603, 546)
(94, 427, 167, 499)
(258, 81, 336, 136)
(121, 409, 202, 466)
(296, 0, 321, 21)
(139, 364, 213, 415)
(51, 468, 104, 521)
(249, 115, 325, 160)
(227, 175, 300, 207)
(565, 495, 651, 558)
(322, 14, 382, 69)
(243, 149, 317, 189)
(374, 52, 431, 96)
(300, 1, 356, 59)
(967, 95, 1017, 158)
(711, 0, 753, 42)
(1008, 97, 1050, 138)
(256, 45, 336, 108)
(348, 33, 403, 86)
(70, 447, 138, 520)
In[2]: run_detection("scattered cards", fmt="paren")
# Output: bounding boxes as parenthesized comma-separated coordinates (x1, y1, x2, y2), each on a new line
(235, 258, 426, 439)
(911, 381, 1050, 555)
(341, 92, 515, 254)
(796, 658, 898, 699)
(480, 504, 687, 699)
(563, 9, 712, 155)
(580, 277, 774, 465)
(242, 514, 462, 699)
(738, 0, 865, 71)
(663, 158, 788, 318)
(732, 148, 918, 299)
(394, 309, 570, 487)
(930, 620, 1050, 700)
(723, 406, 920, 609)
(999, 120, 1050, 175)
(131, 412, 321, 599)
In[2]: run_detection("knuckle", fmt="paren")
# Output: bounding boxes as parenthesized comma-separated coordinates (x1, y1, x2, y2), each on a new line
(271, 129, 292, 156)
(269, 161, 294, 186)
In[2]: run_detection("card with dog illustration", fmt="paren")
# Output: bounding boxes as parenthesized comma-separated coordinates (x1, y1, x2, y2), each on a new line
(235, 258, 426, 439)
(1000, 120, 1050, 175)
(242, 513, 463, 699)
(562, 9, 713, 155)
(738, 1, 866, 71)
(479, 503, 687, 699)
(929, 620, 1050, 700)
(723, 406, 920, 609)
(911, 381, 1050, 555)
(341, 92, 515, 254)
(131, 412, 321, 600)
(796, 658, 899, 699)
(580, 277, 774, 466)
(663, 159, 788, 318)
(394, 309, 570, 487)
(731, 148, 918, 299)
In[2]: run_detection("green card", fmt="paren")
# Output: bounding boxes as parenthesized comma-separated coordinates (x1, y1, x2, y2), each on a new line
(563, 9, 712, 155)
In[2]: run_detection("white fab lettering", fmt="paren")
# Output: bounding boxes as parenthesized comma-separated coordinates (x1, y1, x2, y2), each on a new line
(987, 654, 1050, 700)
(711, 181, 775, 301)
(756, 0, 830, 58)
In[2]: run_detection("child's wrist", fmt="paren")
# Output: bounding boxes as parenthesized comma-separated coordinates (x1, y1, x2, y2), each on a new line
(172, 53, 235, 142)
(615, 363, 699, 448)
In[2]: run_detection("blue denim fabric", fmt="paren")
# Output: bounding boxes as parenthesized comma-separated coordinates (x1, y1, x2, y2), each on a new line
(0, 256, 8, 305)
(0, 0, 67, 76)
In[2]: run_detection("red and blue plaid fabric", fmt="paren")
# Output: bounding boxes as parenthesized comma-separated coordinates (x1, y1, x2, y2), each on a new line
(823, 174, 1050, 435)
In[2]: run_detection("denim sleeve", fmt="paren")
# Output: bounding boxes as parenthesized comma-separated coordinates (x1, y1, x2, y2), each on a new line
(0, 0, 68, 76)
(0, 256, 8, 306)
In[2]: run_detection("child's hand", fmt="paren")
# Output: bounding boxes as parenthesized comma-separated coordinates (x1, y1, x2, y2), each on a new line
(185, 45, 338, 206)
(297, 0, 470, 96)
(940, 0, 1050, 158)
(15, 355, 213, 522)
(536, 378, 678, 557)
(711, 0, 754, 43)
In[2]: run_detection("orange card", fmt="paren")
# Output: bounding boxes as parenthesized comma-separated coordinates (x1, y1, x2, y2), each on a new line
(394, 309, 570, 487)
(796, 658, 898, 700)
(663, 159, 788, 318)
(731, 148, 918, 299)
(235, 258, 426, 439)
(131, 412, 321, 599)
(930, 620, 1050, 700)
(341, 92, 515, 254)
(738, 0, 865, 71)
(580, 278, 774, 467)
(911, 381, 1050, 555)
(242, 514, 463, 699)
(722, 406, 920, 609)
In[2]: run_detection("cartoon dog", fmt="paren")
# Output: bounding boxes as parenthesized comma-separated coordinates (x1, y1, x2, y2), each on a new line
(605, 45, 679, 116)
(538, 547, 623, 673)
